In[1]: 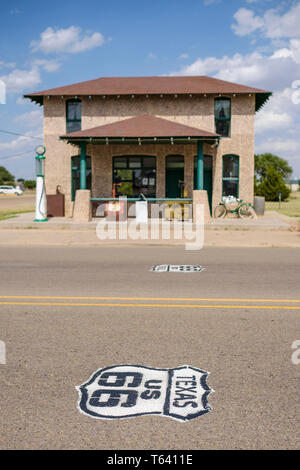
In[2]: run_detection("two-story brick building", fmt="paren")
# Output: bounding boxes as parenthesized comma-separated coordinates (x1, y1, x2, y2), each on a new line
(24, 75, 271, 219)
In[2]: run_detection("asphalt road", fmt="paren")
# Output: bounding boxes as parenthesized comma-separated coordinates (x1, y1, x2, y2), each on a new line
(0, 246, 299, 450)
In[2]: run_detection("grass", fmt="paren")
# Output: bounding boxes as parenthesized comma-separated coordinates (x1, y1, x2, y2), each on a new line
(265, 191, 300, 218)
(0, 207, 35, 221)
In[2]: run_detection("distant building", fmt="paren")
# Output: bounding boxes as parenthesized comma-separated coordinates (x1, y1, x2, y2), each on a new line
(287, 179, 299, 192)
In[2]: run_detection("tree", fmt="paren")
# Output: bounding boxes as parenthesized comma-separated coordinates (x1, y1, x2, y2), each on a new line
(0, 166, 15, 185)
(255, 167, 290, 201)
(255, 153, 292, 180)
(24, 180, 36, 189)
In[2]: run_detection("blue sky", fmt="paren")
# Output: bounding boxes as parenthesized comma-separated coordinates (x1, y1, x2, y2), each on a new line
(0, 0, 300, 179)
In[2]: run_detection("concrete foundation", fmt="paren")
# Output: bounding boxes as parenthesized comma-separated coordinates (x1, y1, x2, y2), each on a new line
(73, 190, 91, 222)
(193, 190, 211, 224)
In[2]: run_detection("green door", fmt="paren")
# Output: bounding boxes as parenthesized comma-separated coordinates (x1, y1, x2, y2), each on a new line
(194, 155, 213, 213)
(203, 168, 213, 212)
(71, 155, 91, 201)
(166, 155, 184, 198)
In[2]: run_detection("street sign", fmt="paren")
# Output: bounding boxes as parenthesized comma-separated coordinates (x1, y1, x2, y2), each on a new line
(151, 265, 205, 272)
(77, 364, 213, 422)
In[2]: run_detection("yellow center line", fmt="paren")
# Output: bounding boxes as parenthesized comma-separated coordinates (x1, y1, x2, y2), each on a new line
(0, 295, 299, 303)
(0, 301, 299, 310)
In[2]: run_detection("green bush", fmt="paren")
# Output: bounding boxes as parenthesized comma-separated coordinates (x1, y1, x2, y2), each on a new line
(255, 153, 292, 180)
(24, 180, 36, 189)
(0, 166, 15, 186)
(256, 167, 290, 201)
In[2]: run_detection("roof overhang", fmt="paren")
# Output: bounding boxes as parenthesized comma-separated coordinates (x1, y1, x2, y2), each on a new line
(23, 75, 272, 112)
(60, 136, 220, 146)
(59, 114, 221, 146)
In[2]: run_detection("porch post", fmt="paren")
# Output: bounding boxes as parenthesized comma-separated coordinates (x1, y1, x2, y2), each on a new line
(80, 142, 86, 190)
(196, 140, 203, 190)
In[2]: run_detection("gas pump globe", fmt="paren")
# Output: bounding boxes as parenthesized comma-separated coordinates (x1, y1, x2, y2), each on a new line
(34, 145, 47, 222)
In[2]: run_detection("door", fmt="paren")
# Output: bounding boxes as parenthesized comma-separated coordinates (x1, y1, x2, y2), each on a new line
(194, 155, 213, 213)
(71, 155, 92, 201)
(166, 155, 184, 198)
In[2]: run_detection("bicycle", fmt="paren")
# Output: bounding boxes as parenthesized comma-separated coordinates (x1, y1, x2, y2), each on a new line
(214, 196, 256, 219)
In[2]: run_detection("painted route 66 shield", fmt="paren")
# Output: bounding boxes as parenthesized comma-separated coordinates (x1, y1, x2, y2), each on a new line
(76, 365, 213, 422)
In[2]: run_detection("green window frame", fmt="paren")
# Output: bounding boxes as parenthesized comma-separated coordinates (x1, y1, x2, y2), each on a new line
(71, 155, 91, 201)
(66, 99, 81, 133)
(215, 97, 231, 137)
(222, 154, 239, 198)
(113, 156, 156, 197)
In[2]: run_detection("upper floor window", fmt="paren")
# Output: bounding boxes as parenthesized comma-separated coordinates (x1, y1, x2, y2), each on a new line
(215, 97, 231, 137)
(66, 99, 81, 133)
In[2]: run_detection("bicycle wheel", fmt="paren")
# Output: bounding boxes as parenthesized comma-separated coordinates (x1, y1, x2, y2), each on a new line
(214, 204, 226, 218)
(238, 203, 256, 219)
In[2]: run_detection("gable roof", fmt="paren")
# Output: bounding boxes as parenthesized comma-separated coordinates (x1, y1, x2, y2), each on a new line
(60, 114, 220, 142)
(24, 75, 272, 111)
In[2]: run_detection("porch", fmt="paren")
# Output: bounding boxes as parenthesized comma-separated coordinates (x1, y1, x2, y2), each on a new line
(60, 114, 220, 221)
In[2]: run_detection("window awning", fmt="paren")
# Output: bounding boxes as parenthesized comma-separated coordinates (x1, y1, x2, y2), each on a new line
(60, 114, 221, 145)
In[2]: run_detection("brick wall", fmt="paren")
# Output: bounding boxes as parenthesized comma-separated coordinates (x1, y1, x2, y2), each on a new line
(43, 94, 255, 217)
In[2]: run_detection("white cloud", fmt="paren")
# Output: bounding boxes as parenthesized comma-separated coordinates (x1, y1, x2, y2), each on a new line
(264, 3, 300, 39)
(9, 8, 20, 15)
(14, 110, 43, 128)
(0, 128, 43, 178)
(271, 39, 300, 64)
(0, 129, 43, 153)
(0, 61, 16, 69)
(231, 8, 264, 36)
(256, 138, 300, 154)
(16, 97, 28, 105)
(30, 26, 105, 54)
(203, 0, 222, 5)
(0, 66, 41, 94)
(171, 39, 300, 91)
(170, 41, 300, 173)
(232, 3, 300, 39)
(148, 52, 157, 59)
(255, 111, 292, 134)
(179, 53, 189, 59)
(33, 59, 61, 72)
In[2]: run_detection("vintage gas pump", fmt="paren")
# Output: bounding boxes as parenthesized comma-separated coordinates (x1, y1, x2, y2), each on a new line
(34, 145, 47, 222)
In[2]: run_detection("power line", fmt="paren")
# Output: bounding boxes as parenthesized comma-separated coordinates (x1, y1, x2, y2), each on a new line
(0, 129, 42, 140)
(0, 150, 33, 160)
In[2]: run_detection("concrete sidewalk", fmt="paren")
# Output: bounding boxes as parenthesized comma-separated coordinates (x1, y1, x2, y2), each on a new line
(0, 210, 297, 231)
(0, 211, 298, 247)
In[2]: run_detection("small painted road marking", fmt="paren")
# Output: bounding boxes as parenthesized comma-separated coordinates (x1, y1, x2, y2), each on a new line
(0, 340, 6, 365)
(151, 265, 205, 272)
(77, 365, 213, 422)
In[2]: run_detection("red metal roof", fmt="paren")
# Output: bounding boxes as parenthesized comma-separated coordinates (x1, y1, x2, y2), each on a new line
(61, 114, 220, 139)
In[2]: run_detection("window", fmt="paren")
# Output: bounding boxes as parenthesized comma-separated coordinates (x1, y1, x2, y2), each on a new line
(66, 99, 81, 133)
(222, 154, 239, 198)
(113, 156, 156, 197)
(215, 97, 231, 137)
(71, 155, 91, 201)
